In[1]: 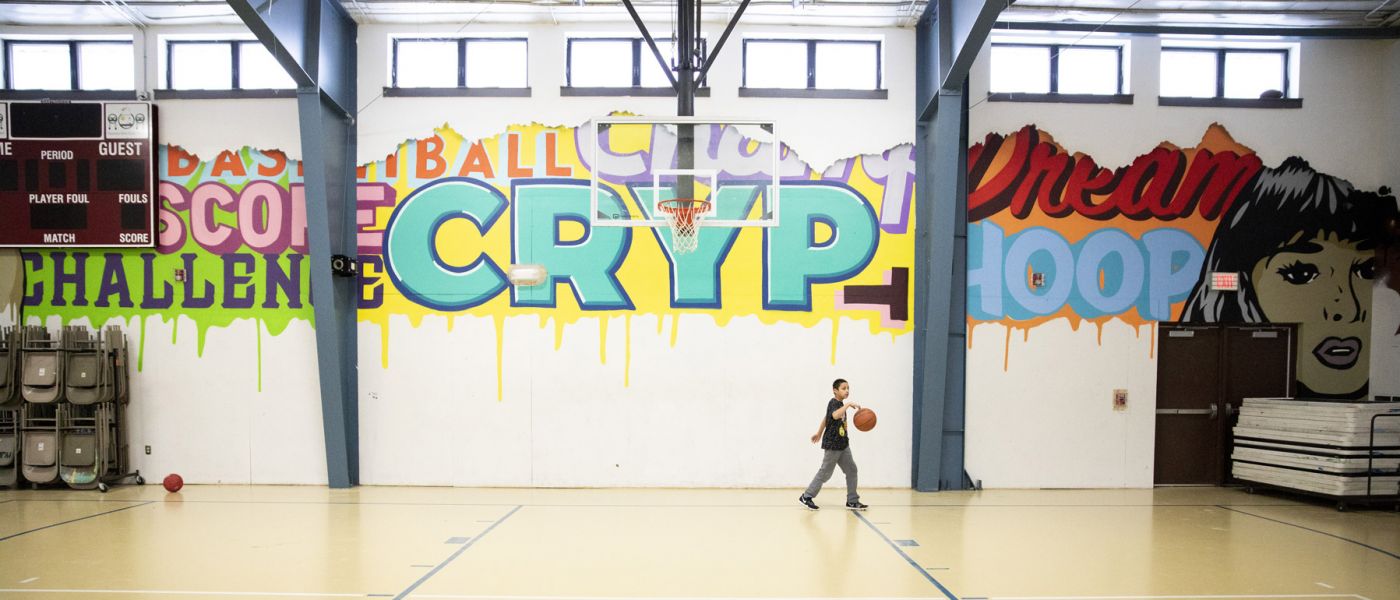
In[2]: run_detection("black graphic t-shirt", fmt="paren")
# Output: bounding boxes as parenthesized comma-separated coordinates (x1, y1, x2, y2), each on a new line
(820, 398, 849, 451)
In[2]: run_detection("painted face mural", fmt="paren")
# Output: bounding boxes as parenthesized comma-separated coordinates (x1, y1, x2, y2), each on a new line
(1179, 156, 1387, 398)
(16, 122, 916, 396)
(1252, 234, 1374, 394)
(970, 126, 1396, 399)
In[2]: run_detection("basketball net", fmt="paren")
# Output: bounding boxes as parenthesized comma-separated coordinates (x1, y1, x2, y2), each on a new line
(658, 199, 710, 254)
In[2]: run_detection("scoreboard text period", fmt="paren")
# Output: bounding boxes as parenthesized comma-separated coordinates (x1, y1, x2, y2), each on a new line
(0, 101, 157, 247)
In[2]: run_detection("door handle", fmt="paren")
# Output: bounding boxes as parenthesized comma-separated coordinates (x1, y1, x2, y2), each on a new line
(1156, 404, 1218, 418)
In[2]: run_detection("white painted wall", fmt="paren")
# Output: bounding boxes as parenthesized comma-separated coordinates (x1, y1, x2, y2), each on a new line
(358, 316, 912, 487)
(1369, 39, 1400, 400)
(965, 35, 1400, 488)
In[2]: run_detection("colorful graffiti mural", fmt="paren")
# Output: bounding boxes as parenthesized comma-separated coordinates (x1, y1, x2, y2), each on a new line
(968, 124, 1395, 399)
(17, 122, 916, 393)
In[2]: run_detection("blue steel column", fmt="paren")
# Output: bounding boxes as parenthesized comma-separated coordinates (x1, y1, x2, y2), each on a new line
(912, 0, 1001, 491)
(228, 0, 359, 487)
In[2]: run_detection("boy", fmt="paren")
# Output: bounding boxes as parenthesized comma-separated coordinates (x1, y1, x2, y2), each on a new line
(799, 378, 868, 511)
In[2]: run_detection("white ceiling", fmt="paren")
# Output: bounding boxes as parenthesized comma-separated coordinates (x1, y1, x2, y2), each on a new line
(0, 0, 1396, 30)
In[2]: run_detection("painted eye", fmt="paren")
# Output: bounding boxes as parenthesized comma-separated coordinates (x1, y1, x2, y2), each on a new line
(1276, 261, 1318, 285)
(1352, 257, 1376, 280)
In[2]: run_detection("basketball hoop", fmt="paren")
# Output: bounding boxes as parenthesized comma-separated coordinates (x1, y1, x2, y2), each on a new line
(657, 199, 710, 254)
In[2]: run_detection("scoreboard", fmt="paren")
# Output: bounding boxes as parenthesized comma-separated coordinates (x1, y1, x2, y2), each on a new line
(0, 101, 157, 247)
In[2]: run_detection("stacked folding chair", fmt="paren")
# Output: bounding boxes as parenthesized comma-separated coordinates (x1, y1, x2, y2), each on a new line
(60, 326, 108, 489)
(0, 327, 19, 487)
(20, 326, 63, 486)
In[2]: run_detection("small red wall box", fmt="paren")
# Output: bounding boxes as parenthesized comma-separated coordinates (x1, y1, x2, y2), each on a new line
(1210, 272, 1239, 291)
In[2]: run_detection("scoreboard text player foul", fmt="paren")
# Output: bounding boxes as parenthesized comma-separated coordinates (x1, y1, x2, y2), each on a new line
(0, 101, 157, 247)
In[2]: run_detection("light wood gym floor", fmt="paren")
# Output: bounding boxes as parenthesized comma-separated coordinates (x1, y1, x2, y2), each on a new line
(0, 486, 1396, 600)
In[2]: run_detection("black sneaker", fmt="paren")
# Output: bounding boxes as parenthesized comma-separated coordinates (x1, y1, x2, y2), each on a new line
(845, 501, 868, 511)
(799, 495, 819, 511)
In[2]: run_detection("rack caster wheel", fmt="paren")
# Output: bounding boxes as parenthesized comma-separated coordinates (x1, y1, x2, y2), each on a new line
(97, 483, 109, 493)
(136, 475, 145, 485)
(1336, 502, 1347, 512)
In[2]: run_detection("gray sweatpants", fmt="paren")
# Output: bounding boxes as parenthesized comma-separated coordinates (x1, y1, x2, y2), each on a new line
(803, 447, 859, 503)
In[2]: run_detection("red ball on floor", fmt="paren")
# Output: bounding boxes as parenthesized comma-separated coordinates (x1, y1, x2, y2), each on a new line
(163, 473, 184, 493)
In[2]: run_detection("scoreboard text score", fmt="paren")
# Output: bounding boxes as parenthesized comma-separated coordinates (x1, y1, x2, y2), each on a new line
(0, 101, 157, 247)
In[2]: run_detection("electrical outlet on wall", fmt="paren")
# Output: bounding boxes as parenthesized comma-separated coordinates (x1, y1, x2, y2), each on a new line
(145, 445, 152, 455)
(1113, 389, 1128, 411)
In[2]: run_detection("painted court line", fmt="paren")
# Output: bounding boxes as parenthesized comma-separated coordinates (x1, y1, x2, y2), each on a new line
(408, 593, 1002, 598)
(0, 590, 374, 598)
(985, 590, 1366, 595)
(1216, 505, 1400, 560)
(393, 505, 524, 600)
(0, 501, 155, 542)
(853, 511, 959, 600)
(0, 497, 1315, 509)
(0, 594, 1366, 600)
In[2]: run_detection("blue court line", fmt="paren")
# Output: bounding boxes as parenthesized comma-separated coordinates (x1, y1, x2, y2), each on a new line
(854, 511, 959, 600)
(0, 501, 154, 542)
(1217, 505, 1400, 560)
(393, 505, 523, 600)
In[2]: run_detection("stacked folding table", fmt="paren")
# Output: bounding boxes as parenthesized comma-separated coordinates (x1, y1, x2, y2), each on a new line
(1232, 397, 1400, 510)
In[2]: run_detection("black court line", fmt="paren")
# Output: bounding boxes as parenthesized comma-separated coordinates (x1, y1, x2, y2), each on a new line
(0, 501, 155, 542)
(393, 505, 523, 600)
(1217, 505, 1400, 560)
(854, 511, 959, 600)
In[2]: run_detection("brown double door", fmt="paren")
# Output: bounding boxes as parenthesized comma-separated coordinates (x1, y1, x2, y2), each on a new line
(1154, 324, 1295, 485)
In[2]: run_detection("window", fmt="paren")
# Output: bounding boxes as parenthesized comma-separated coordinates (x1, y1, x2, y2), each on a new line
(988, 41, 1128, 103)
(2, 39, 134, 93)
(163, 39, 296, 97)
(389, 37, 529, 96)
(563, 37, 708, 95)
(1159, 46, 1298, 108)
(741, 38, 884, 98)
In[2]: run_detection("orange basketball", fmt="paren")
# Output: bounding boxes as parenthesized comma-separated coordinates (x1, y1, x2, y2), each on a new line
(853, 408, 877, 432)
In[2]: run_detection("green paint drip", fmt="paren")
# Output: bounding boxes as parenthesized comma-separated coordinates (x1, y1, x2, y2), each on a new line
(137, 315, 147, 371)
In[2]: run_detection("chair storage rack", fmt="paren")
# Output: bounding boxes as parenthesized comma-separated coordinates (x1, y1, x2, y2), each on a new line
(3, 324, 142, 492)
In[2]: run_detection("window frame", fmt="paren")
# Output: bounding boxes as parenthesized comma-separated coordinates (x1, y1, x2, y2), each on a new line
(1, 39, 137, 100)
(739, 38, 886, 99)
(986, 41, 1133, 104)
(1158, 46, 1300, 108)
(387, 36, 531, 97)
(158, 39, 297, 99)
(561, 36, 709, 96)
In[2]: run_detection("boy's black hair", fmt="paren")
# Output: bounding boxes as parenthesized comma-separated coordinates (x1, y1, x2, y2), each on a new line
(832, 378, 847, 390)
